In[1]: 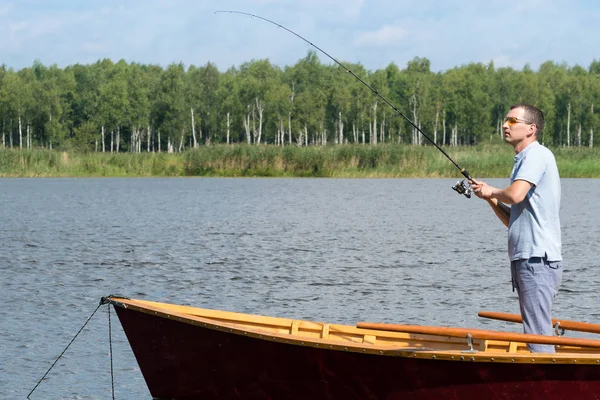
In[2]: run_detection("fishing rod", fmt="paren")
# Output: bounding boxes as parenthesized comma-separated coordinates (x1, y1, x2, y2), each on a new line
(215, 10, 473, 198)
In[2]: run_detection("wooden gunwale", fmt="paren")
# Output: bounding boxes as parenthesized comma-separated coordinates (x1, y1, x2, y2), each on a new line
(107, 297, 600, 365)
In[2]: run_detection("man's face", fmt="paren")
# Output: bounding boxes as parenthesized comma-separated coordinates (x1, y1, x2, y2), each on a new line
(502, 107, 535, 148)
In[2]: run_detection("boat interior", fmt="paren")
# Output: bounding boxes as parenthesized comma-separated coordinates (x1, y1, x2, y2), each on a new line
(108, 297, 600, 363)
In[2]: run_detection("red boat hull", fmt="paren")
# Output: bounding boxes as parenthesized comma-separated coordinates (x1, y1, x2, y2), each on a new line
(114, 306, 600, 400)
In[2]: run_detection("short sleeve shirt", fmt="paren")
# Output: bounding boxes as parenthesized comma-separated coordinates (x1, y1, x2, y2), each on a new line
(508, 141, 562, 261)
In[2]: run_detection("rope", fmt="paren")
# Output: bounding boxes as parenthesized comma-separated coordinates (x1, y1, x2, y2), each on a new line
(27, 302, 103, 399)
(108, 304, 115, 400)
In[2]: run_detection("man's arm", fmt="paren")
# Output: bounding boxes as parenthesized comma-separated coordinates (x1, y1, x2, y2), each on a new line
(486, 198, 510, 228)
(487, 180, 533, 205)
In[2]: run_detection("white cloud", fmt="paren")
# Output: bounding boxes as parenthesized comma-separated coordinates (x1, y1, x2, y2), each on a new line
(354, 25, 406, 47)
(0, 0, 598, 72)
(0, 2, 13, 16)
(491, 55, 512, 69)
(333, 0, 365, 19)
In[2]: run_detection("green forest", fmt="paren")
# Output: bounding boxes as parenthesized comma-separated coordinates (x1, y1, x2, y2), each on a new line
(1, 52, 599, 153)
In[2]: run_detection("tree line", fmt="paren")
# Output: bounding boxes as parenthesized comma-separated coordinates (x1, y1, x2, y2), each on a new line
(1, 52, 599, 152)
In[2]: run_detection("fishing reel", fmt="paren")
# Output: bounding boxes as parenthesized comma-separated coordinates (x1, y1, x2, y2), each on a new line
(452, 179, 472, 198)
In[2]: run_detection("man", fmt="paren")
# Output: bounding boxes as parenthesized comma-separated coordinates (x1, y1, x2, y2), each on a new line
(471, 103, 563, 353)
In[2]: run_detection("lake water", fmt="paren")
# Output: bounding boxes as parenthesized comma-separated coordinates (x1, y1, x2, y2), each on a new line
(1, 177, 599, 399)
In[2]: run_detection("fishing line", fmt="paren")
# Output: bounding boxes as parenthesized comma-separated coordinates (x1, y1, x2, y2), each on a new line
(215, 10, 474, 197)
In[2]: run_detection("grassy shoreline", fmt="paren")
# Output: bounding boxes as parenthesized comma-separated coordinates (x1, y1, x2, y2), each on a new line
(1, 144, 600, 178)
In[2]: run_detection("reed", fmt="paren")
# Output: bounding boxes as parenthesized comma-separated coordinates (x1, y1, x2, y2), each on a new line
(1, 144, 599, 178)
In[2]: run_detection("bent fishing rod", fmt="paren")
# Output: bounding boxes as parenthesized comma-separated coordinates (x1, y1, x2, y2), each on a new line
(216, 10, 473, 198)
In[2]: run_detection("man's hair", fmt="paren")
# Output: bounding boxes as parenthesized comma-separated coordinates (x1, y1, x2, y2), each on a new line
(510, 103, 544, 137)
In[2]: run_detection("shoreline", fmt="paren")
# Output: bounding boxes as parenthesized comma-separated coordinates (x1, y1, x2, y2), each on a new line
(2, 144, 600, 178)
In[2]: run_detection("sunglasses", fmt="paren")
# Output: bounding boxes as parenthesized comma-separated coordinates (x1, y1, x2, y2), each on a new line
(504, 116, 534, 126)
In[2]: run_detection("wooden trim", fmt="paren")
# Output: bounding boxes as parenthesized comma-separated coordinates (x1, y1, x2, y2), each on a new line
(508, 341, 519, 353)
(321, 324, 330, 339)
(291, 320, 299, 335)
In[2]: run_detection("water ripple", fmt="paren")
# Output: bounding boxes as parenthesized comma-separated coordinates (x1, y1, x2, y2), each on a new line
(1, 177, 598, 398)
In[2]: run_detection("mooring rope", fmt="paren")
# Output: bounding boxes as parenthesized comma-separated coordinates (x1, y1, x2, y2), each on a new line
(28, 300, 117, 400)
(108, 304, 116, 399)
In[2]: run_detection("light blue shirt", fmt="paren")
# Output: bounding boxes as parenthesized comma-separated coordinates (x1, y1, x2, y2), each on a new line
(507, 141, 562, 261)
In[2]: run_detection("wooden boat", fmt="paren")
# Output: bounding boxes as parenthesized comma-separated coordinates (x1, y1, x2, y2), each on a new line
(103, 296, 600, 400)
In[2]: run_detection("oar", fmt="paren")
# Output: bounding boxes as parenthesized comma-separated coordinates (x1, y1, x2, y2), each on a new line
(356, 322, 600, 349)
(478, 311, 600, 335)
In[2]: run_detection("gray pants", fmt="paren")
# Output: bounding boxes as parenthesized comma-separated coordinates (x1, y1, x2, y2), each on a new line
(511, 257, 563, 353)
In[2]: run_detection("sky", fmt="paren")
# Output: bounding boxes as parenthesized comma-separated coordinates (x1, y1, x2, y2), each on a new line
(1, 0, 599, 73)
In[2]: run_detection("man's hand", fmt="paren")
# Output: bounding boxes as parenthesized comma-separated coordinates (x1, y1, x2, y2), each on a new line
(470, 179, 494, 200)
